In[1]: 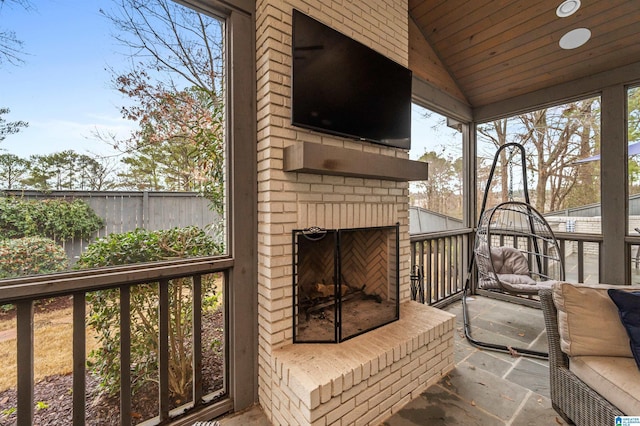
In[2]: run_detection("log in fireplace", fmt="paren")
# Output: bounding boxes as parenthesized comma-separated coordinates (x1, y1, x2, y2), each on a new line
(292, 224, 399, 343)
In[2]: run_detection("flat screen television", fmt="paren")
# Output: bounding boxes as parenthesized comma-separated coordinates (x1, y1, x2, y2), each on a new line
(291, 10, 412, 150)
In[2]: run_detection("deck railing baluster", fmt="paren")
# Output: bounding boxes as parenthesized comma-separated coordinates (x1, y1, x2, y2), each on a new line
(159, 279, 170, 421)
(16, 300, 34, 425)
(193, 275, 203, 408)
(120, 285, 132, 426)
(578, 240, 585, 282)
(73, 292, 86, 426)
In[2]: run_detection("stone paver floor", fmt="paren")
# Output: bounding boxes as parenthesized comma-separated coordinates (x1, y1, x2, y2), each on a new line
(383, 296, 568, 425)
(219, 295, 569, 426)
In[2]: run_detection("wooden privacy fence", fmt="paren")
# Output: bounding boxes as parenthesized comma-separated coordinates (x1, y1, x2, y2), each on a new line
(2, 190, 222, 262)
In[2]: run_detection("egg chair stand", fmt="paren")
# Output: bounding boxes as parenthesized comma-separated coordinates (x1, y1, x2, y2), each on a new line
(463, 143, 565, 359)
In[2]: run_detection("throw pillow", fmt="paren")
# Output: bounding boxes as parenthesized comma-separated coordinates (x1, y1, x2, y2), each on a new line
(608, 289, 640, 370)
(553, 282, 634, 357)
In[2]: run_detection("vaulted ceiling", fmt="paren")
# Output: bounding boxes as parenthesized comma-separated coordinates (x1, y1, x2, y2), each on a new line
(408, 0, 640, 109)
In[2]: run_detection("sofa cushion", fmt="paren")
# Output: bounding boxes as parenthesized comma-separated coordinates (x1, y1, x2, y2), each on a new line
(552, 282, 640, 357)
(570, 356, 640, 415)
(608, 289, 640, 370)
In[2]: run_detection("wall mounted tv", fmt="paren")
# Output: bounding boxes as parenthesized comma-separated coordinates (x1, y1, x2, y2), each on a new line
(291, 10, 412, 150)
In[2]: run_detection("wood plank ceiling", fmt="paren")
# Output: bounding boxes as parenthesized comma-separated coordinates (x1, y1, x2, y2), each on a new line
(409, 0, 640, 109)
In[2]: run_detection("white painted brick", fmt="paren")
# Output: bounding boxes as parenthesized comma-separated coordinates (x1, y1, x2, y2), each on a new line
(354, 381, 380, 406)
(340, 380, 367, 404)
(379, 369, 402, 391)
(332, 376, 343, 397)
(258, 0, 413, 420)
(341, 400, 370, 425)
(355, 404, 381, 426)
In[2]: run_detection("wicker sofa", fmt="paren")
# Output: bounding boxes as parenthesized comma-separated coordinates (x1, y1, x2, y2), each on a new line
(540, 283, 640, 425)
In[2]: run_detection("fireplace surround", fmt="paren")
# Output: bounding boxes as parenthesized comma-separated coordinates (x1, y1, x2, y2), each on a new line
(292, 224, 400, 343)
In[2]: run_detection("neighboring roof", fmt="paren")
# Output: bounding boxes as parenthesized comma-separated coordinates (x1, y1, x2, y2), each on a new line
(545, 193, 640, 217)
(409, 206, 463, 235)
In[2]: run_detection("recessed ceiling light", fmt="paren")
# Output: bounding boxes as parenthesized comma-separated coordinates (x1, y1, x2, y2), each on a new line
(559, 28, 591, 49)
(556, 0, 581, 18)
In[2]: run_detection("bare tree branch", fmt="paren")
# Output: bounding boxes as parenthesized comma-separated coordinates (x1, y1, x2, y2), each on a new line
(0, 0, 33, 66)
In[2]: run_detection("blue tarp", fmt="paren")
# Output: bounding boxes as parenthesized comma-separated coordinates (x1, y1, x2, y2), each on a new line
(574, 141, 640, 164)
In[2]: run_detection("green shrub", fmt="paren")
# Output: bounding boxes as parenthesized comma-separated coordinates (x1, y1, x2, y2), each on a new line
(78, 226, 223, 399)
(0, 197, 104, 242)
(0, 237, 69, 279)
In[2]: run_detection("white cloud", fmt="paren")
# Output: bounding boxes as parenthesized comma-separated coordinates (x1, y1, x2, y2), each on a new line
(1, 117, 137, 159)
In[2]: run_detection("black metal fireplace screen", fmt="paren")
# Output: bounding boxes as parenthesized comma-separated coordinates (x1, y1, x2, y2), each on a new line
(292, 224, 400, 343)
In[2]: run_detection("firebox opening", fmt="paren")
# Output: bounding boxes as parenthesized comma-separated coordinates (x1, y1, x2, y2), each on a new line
(293, 224, 400, 343)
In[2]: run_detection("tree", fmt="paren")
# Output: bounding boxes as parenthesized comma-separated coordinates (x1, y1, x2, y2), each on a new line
(477, 119, 512, 204)
(100, 0, 225, 211)
(0, 0, 31, 66)
(115, 85, 224, 202)
(20, 150, 116, 191)
(0, 153, 28, 189)
(414, 151, 462, 217)
(101, 0, 223, 96)
(517, 100, 599, 212)
(628, 87, 640, 192)
(76, 154, 118, 191)
(117, 143, 165, 190)
(0, 107, 28, 143)
(476, 98, 600, 213)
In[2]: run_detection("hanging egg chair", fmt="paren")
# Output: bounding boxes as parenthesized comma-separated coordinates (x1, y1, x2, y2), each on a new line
(463, 142, 565, 359)
(474, 200, 564, 295)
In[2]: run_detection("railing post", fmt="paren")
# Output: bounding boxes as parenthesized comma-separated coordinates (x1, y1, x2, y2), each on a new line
(16, 300, 34, 425)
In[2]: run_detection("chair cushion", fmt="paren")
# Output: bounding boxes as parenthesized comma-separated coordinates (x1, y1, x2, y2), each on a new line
(570, 355, 640, 415)
(491, 246, 529, 275)
(608, 289, 640, 370)
(552, 282, 640, 357)
(498, 276, 556, 294)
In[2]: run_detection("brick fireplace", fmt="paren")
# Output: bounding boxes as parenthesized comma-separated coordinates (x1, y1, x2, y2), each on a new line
(256, 1, 455, 424)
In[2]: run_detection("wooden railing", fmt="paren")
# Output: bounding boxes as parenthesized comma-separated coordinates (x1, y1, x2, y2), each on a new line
(0, 258, 232, 425)
(553, 232, 603, 283)
(409, 229, 628, 306)
(410, 228, 472, 306)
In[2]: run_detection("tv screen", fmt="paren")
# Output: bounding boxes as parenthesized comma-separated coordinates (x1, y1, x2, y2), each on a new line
(291, 10, 412, 150)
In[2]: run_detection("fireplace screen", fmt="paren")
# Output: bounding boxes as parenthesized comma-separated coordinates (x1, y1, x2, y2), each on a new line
(292, 224, 399, 343)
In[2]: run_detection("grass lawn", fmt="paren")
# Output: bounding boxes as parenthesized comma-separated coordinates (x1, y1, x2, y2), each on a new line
(0, 303, 98, 393)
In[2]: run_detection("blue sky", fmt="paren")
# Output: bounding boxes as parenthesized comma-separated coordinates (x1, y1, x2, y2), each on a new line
(0, 1, 456, 162)
(1, 0, 134, 158)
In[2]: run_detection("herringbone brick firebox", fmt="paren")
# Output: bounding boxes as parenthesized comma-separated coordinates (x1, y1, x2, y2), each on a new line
(292, 225, 399, 343)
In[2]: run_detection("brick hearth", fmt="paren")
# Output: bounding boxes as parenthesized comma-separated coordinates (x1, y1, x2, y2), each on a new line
(271, 302, 454, 425)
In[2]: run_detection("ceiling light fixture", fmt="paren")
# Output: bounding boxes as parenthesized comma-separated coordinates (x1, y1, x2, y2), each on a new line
(559, 28, 591, 49)
(556, 0, 581, 18)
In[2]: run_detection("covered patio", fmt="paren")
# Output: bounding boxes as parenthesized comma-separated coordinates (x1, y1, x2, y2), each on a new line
(1, 0, 640, 425)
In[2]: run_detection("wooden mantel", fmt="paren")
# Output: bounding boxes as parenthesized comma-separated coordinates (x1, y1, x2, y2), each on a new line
(283, 142, 429, 181)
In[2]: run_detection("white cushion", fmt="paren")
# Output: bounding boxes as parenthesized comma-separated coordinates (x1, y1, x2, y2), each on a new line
(552, 282, 640, 357)
(570, 356, 640, 415)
